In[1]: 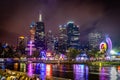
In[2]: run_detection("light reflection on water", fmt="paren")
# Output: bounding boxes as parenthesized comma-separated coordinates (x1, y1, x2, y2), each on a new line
(73, 64, 88, 80)
(27, 62, 33, 77)
(110, 67, 117, 80)
(1, 62, 120, 80)
(20, 63, 26, 72)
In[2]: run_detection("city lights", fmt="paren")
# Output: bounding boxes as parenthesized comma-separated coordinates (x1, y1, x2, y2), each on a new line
(0, 0, 120, 80)
(110, 50, 117, 55)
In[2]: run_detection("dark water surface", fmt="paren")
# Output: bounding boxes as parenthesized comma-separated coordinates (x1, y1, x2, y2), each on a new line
(0, 62, 120, 80)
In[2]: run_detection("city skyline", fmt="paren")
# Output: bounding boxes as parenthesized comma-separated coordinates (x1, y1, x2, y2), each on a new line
(0, 0, 120, 45)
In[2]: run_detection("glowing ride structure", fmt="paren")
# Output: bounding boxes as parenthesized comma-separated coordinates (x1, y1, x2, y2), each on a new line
(100, 42, 107, 53)
(99, 35, 112, 57)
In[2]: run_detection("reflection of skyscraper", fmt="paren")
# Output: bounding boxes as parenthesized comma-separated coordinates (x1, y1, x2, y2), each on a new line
(27, 62, 33, 77)
(110, 67, 117, 80)
(46, 64, 52, 77)
(40, 63, 46, 80)
(35, 14, 45, 50)
(73, 64, 88, 80)
(20, 63, 26, 72)
(14, 63, 18, 71)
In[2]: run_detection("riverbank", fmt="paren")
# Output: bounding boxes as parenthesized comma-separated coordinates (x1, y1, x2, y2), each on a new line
(87, 61, 120, 66)
(1, 60, 120, 80)
(0, 69, 71, 80)
(0, 69, 36, 80)
(1, 58, 120, 66)
(37, 60, 120, 67)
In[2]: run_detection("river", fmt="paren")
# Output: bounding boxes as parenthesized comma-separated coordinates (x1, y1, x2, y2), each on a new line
(0, 62, 120, 80)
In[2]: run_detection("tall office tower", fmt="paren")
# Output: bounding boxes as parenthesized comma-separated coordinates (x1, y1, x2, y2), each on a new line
(66, 21, 80, 49)
(46, 30, 54, 51)
(35, 14, 46, 50)
(58, 25, 68, 53)
(88, 31, 103, 50)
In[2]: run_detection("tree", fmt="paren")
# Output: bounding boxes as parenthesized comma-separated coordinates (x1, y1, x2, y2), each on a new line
(88, 49, 103, 59)
(66, 48, 81, 61)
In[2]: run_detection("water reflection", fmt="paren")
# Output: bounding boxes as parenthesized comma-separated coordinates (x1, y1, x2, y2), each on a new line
(20, 63, 26, 72)
(46, 64, 52, 77)
(2, 62, 120, 80)
(14, 63, 18, 71)
(27, 62, 33, 77)
(110, 67, 117, 80)
(99, 67, 109, 80)
(117, 66, 120, 79)
(73, 64, 88, 80)
(40, 63, 46, 80)
(0, 63, 5, 70)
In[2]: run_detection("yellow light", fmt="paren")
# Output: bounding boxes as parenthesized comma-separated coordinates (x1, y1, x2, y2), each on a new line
(19, 36, 24, 39)
(99, 62, 102, 67)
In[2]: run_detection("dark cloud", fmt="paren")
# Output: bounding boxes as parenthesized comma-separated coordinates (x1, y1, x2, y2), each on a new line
(0, 0, 120, 46)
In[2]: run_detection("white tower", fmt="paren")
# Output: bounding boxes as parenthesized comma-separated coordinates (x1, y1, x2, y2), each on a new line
(39, 14, 42, 22)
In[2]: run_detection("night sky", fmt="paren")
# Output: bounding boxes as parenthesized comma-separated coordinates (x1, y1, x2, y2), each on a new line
(0, 0, 120, 46)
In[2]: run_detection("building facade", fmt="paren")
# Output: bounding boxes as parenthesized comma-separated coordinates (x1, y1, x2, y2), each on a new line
(17, 36, 28, 54)
(34, 14, 46, 50)
(66, 21, 80, 49)
(58, 25, 68, 53)
(88, 31, 103, 50)
(46, 30, 54, 51)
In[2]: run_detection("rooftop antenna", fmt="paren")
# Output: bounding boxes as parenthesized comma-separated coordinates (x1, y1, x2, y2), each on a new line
(39, 14, 42, 22)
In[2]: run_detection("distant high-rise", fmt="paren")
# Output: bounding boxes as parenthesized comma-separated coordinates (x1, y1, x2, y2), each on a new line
(66, 21, 80, 49)
(46, 30, 54, 51)
(58, 21, 80, 51)
(54, 37, 59, 53)
(29, 22, 36, 42)
(17, 36, 28, 54)
(88, 31, 103, 49)
(35, 14, 45, 50)
(58, 25, 68, 53)
(18, 36, 28, 47)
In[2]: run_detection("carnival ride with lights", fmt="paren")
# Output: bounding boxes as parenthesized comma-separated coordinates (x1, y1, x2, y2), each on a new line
(99, 35, 112, 57)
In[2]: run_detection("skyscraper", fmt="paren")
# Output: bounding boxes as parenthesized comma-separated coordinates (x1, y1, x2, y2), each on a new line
(46, 30, 54, 51)
(58, 21, 80, 51)
(34, 14, 46, 50)
(58, 25, 68, 53)
(88, 31, 103, 50)
(66, 21, 80, 49)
